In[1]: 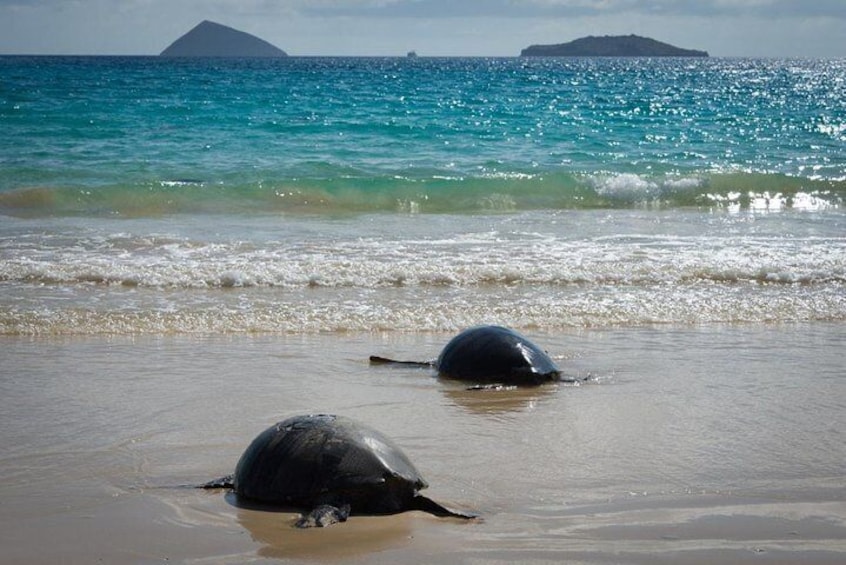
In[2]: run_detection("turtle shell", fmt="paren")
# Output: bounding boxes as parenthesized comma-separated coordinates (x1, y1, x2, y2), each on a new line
(436, 325, 560, 385)
(233, 414, 428, 514)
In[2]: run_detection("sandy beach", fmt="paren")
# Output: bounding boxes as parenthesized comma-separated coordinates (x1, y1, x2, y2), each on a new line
(1, 324, 844, 564)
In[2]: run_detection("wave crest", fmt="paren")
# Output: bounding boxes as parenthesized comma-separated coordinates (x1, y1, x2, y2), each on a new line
(1, 170, 842, 218)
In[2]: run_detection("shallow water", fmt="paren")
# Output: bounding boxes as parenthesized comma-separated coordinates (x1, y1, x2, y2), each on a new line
(3, 208, 845, 335)
(1, 324, 843, 563)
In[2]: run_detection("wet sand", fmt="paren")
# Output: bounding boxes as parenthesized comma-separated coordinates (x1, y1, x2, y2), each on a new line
(1, 324, 844, 563)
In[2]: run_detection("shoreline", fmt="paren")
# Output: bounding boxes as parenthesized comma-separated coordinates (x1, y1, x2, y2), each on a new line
(1, 324, 844, 563)
(4, 482, 844, 563)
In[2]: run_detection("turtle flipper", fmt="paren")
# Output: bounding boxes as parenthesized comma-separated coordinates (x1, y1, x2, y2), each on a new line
(295, 504, 351, 528)
(465, 383, 517, 391)
(369, 355, 433, 368)
(200, 474, 235, 489)
(412, 495, 478, 520)
(559, 373, 592, 384)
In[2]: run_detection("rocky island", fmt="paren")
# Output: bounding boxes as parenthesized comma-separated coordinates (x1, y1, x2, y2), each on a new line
(160, 20, 287, 58)
(521, 35, 708, 57)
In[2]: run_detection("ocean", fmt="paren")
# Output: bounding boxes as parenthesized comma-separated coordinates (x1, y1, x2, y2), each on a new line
(0, 56, 844, 563)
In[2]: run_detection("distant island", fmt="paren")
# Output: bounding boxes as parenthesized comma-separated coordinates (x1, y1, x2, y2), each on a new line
(521, 35, 708, 57)
(160, 20, 287, 58)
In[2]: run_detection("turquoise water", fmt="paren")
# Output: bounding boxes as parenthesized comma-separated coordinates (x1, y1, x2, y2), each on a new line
(1, 56, 844, 215)
(1, 56, 844, 334)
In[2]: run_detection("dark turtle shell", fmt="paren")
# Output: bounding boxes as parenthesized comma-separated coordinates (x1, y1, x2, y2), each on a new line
(233, 414, 427, 514)
(436, 325, 560, 385)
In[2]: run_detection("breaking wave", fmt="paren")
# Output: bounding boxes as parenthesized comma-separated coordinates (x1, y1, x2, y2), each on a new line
(0, 170, 842, 218)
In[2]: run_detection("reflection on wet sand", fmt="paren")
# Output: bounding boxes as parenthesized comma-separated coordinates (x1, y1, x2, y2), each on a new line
(441, 382, 562, 414)
(237, 506, 415, 560)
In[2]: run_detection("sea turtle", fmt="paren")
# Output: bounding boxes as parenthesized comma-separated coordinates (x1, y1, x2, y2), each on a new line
(203, 414, 474, 528)
(370, 325, 571, 386)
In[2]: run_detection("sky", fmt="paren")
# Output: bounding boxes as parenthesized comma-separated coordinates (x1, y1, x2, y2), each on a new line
(0, 0, 844, 58)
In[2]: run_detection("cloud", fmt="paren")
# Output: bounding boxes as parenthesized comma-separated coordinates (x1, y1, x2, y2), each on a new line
(288, 0, 846, 19)
(4, 0, 844, 20)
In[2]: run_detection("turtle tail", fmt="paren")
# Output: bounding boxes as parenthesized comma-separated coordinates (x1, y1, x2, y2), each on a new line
(412, 495, 478, 520)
